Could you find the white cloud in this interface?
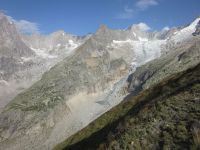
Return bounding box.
[116,0,159,19]
[136,0,158,10]
[162,26,170,31]
[124,6,134,13]
[116,6,135,19]
[15,20,39,34]
[7,16,39,34]
[137,22,151,31]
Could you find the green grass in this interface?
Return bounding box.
[9,95,63,112]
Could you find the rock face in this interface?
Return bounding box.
[0,29,129,150]
[0,13,34,80]
[0,14,34,58]
[0,13,88,110]
[0,13,36,108]
[0,14,200,150]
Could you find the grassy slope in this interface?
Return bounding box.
[54,63,200,150]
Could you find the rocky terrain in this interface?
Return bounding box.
[0,13,88,111]
[59,61,200,150]
[0,12,199,150]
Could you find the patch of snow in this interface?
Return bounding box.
[138,37,148,42]
[56,44,61,47]
[133,32,137,37]
[47,55,58,59]
[67,40,79,49]
[113,39,133,44]
[173,31,178,35]
[111,39,133,49]
[31,47,58,59]
[21,57,32,62]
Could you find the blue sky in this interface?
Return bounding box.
[1,0,199,35]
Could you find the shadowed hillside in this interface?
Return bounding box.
[54,63,200,150]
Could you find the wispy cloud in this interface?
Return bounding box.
[15,20,39,34]
[116,6,135,19]
[136,0,158,10]
[7,15,39,34]
[116,0,159,19]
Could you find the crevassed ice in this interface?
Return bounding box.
[111,39,166,68]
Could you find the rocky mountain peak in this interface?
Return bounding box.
[0,13,9,21]
[95,24,110,35]
[99,24,108,30]
[0,13,6,20]
[49,30,67,37]
[0,13,34,58]
[0,14,18,38]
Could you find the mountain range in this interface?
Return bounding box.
[0,13,199,150]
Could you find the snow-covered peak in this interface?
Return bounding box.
[182,17,200,33]
[190,17,200,28]
[192,18,200,36]
[169,18,200,42]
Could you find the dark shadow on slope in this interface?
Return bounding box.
[58,63,200,150]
